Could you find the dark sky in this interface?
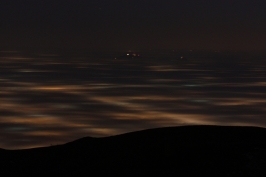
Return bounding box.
[1,0,266,52]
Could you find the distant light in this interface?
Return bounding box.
[127,54,129,56]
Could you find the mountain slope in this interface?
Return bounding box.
[1,125,266,176]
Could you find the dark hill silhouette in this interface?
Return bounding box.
[1,125,266,176]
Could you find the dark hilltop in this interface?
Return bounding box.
[1,125,266,176]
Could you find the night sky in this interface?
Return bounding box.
[1,0,266,150]
[1,0,266,52]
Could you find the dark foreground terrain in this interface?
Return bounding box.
[1,125,266,176]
